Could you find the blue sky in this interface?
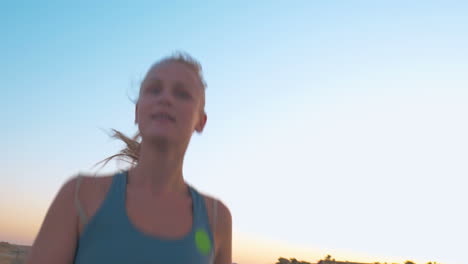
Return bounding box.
[2,1,468,263]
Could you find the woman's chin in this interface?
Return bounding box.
[140,128,189,147]
[143,131,182,146]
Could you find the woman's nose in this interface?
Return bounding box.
[156,89,172,107]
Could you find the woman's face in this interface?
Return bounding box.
[135,61,206,146]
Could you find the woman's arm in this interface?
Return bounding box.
[214,201,232,264]
[26,177,79,264]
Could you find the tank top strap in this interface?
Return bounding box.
[187,185,215,262]
[116,170,128,196]
[102,170,128,216]
[188,185,212,231]
[187,185,202,226]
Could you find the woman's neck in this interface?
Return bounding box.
[128,139,188,196]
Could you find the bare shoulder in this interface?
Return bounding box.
[73,172,114,203]
[44,173,103,206]
[73,172,116,232]
[26,175,85,263]
[26,172,119,264]
[200,193,232,238]
[200,192,232,264]
[75,172,114,193]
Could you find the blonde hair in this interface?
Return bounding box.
[96,52,206,168]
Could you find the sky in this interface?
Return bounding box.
[1,1,468,263]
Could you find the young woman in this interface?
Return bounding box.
[26,53,232,264]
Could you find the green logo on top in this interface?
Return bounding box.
[195,228,212,256]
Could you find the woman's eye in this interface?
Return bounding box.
[150,86,161,94]
[176,90,191,99]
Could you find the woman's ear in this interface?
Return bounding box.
[195,112,207,133]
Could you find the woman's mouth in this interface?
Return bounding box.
[151,112,176,122]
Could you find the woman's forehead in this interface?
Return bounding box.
[144,61,202,88]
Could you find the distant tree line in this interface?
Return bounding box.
[275,257,313,264]
[274,254,441,264]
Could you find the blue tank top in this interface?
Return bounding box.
[74,170,215,264]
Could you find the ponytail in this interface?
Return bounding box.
[95,129,141,169]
